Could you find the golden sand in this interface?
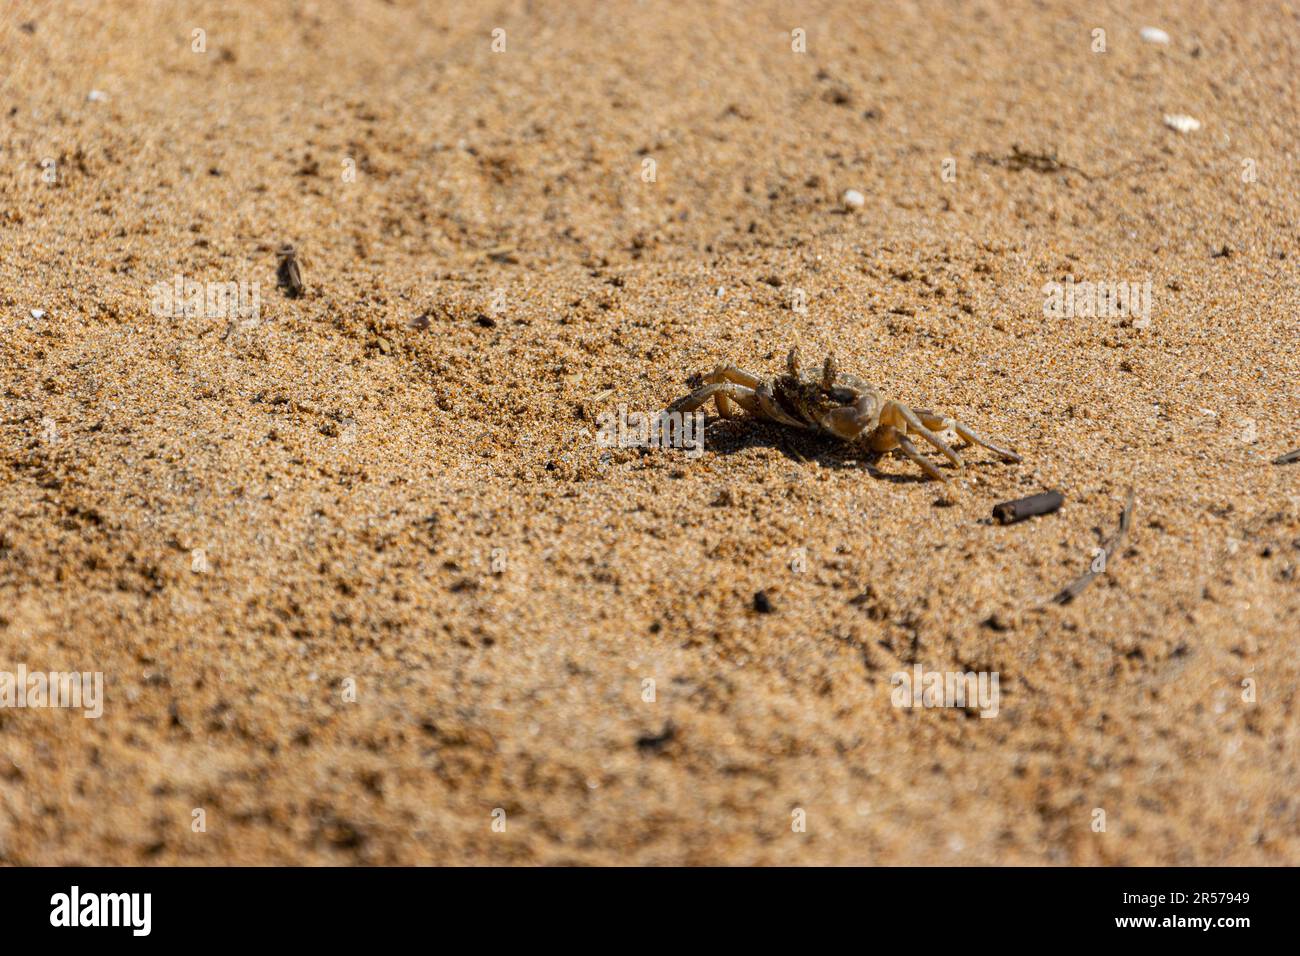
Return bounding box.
[0,1,1296,864]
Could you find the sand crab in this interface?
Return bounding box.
[665,349,1021,481]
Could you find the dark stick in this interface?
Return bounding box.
[276,243,304,298]
[993,490,1064,525]
[1273,448,1300,465]
[1053,488,1135,605]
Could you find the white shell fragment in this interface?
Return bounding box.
[1140,27,1170,45]
[1163,114,1201,133]
[30,309,46,319]
[86,90,108,103]
[842,189,865,210]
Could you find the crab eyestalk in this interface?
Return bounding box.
[821,354,837,390]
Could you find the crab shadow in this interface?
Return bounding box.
[699,418,928,484]
[700,418,1011,485]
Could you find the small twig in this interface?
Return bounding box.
[276,243,304,297]
[993,490,1064,525]
[1272,448,1300,465]
[1052,488,1135,605]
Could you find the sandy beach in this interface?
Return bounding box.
[1,0,1297,864]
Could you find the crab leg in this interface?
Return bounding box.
[666,382,762,418]
[950,421,1020,462]
[704,364,763,388]
[914,409,1021,462]
[703,364,764,417]
[887,401,964,469]
[895,433,948,482]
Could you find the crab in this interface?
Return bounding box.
[665,349,1021,481]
